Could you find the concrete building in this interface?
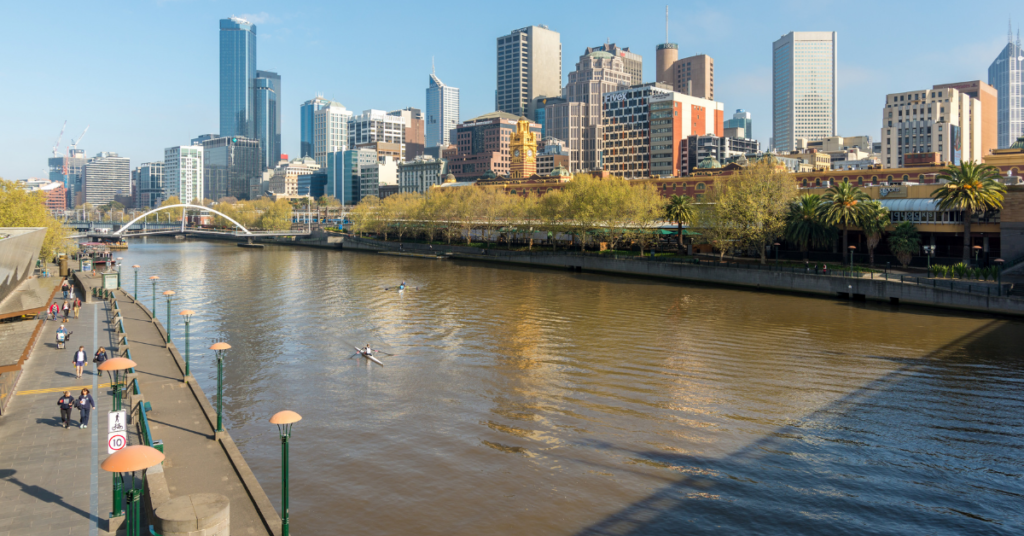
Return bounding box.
[880,87,983,167]
[772,31,838,153]
[683,136,760,175]
[668,54,714,100]
[601,83,724,179]
[360,155,398,199]
[356,142,402,162]
[193,135,261,200]
[496,25,562,120]
[533,97,565,139]
[586,43,642,86]
[254,70,281,169]
[219,17,257,139]
[327,148,376,204]
[388,107,424,160]
[399,155,448,193]
[313,101,352,169]
[21,180,67,211]
[547,49,631,173]
[269,157,319,197]
[48,148,86,208]
[82,152,131,206]
[426,73,459,148]
[446,112,541,180]
[724,110,752,139]
[933,80,998,157]
[537,138,569,176]
[348,110,405,160]
[134,162,165,208]
[300,96,333,158]
[655,43,677,87]
[163,146,203,205]
[988,29,1023,148]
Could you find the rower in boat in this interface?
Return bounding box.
[398,281,406,291]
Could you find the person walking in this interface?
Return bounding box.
[57,391,75,429]
[62,300,70,323]
[76,388,96,429]
[73,346,87,379]
[93,346,108,364]
[61,279,70,300]
[73,297,81,319]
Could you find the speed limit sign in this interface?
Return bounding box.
[107,431,127,454]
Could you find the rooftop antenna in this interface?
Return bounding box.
[665,5,669,44]
[432,56,435,75]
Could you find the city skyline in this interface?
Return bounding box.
[0,0,1019,180]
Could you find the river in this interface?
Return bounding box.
[117,238,1024,535]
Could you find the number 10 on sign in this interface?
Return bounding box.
[108,432,127,454]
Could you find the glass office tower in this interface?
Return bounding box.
[772,31,837,153]
[256,70,281,168]
[219,17,257,138]
[426,74,459,148]
[301,96,332,158]
[988,30,1023,148]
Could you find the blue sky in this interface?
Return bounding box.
[0,0,1018,180]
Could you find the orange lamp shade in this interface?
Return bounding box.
[132,265,140,268]
[270,410,302,425]
[163,290,175,296]
[179,309,195,316]
[101,445,165,473]
[209,342,231,351]
[149,276,159,280]
[98,357,137,371]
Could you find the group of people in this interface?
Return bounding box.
[57,388,96,429]
[71,345,108,379]
[51,279,81,322]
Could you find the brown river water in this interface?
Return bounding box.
[119,238,1024,535]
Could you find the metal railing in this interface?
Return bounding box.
[110,297,156,448]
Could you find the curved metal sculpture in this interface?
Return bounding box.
[114,204,253,235]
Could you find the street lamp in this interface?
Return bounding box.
[117,257,123,288]
[179,310,194,378]
[148,276,159,319]
[210,342,231,434]
[163,291,175,344]
[973,244,982,266]
[270,410,302,536]
[98,356,137,518]
[773,242,781,266]
[101,445,165,536]
[995,258,1005,292]
[132,265,140,300]
[922,245,935,275]
[848,245,856,270]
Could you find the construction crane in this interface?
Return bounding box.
[52,120,67,157]
[69,125,89,151]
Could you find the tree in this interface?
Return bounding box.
[859,201,890,266]
[348,196,381,237]
[560,174,623,251]
[623,181,667,256]
[664,194,695,252]
[714,161,797,264]
[821,182,870,264]
[784,194,834,260]
[102,200,125,212]
[932,162,1006,263]
[887,221,921,268]
[694,184,742,262]
[159,196,184,222]
[0,179,76,260]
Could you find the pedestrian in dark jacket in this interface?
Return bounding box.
[57,391,75,428]
[94,347,109,364]
[73,346,87,379]
[76,389,96,429]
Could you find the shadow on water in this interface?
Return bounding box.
[574,321,1024,536]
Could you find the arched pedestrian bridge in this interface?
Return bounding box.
[83,204,312,242]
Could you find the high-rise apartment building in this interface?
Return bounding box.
[327,148,376,204]
[547,49,631,172]
[932,81,997,156]
[300,96,332,158]
[426,73,460,148]
[81,152,131,206]
[194,135,261,200]
[724,109,752,138]
[389,107,424,160]
[134,162,165,208]
[164,146,204,205]
[772,31,838,153]
[586,43,642,86]
[495,25,562,120]
[348,110,405,160]
[313,102,352,168]
[880,87,983,167]
[988,29,1023,148]
[255,70,281,169]
[669,54,714,100]
[219,17,257,139]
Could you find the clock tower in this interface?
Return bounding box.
[509,116,538,179]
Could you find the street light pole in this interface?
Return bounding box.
[116,257,123,288]
[179,310,194,378]
[101,446,164,536]
[98,357,138,520]
[270,411,302,536]
[148,276,159,319]
[210,342,231,433]
[132,265,140,300]
[163,291,175,344]
[773,242,780,266]
[848,245,856,271]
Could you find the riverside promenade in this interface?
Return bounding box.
[0,272,280,535]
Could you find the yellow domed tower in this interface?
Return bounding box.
[509,116,537,179]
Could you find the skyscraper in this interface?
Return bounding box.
[255,70,281,169]
[586,43,642,86]
[300,96,332,158]
[988,26,1023,148]
[772,31,837,153]
[724,109,752,138]
[195,136,261,200]
[164,146,204,205]
[313,102,352,169]
[219,17,257,138]
[134,162,165,208]
[495,25,562,120]
[426,73,459,148]
[81,152,131,206]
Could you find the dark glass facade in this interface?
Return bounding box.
[256,70,281,168]
[200,136,261,200]
[219,18,257,138]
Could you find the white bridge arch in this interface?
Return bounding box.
[114,204,253,236]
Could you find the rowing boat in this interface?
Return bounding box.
[353,346,384,366]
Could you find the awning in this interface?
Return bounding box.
[877,198,943,211]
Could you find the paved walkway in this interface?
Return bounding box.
[0,291,115,536]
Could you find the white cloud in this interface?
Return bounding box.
[238,12,276,25]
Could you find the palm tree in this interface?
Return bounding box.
[784,194,833,260]
[821,182,870,265]
[664,194,695,252]
[859,200,890,266]
[932,162,1006,264]
[888,221,921,268]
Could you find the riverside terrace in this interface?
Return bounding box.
[0,270,282,535]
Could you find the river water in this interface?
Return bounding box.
[118,238,1024,535]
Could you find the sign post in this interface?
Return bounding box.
[107,410,128,455]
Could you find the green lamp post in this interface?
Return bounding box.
[132,265,140,300]
[270,410,302,536]
[116,257,123,288]
[101,445,164,536]
[162,290,175,344]
[179,310,194,378]
[210,342,230,433]
[148,276,159,319]
[98,357,137,519]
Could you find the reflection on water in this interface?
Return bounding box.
[120,238,1024,535]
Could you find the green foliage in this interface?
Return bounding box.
[933,162,1006,263]
[887,221,921,268]
[821,182,871,263]
[859,200,890,265]
[784,194,834,258]
[665,194,695,249]
[952,262,969,278]
[0,178,76,259]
